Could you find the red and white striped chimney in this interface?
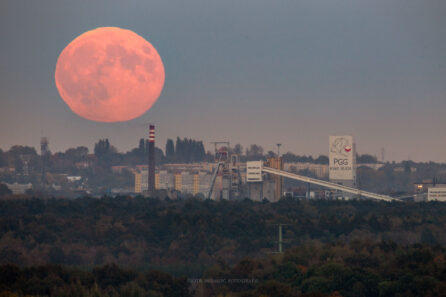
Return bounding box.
[149,125,155,143]
[148,125,155,196]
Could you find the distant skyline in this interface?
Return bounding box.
[1,1,445,162]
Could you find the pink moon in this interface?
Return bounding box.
[55,27,165,122]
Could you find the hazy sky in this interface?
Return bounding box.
[1,0,445,162]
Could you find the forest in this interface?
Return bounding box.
[1,197,445,268]
[0,198,445,296]
[0,241,445,296]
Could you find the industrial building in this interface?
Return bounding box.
[4,182,32,195]
[204,143,244,200]
[266,157,283,202]
[246,159,282,202]
[246,136,372,201]
[428,187,446,201]
[247,160,395,202]
[133,142,246,200]
[284,163,328,178]
[132,132,403,202]
[198,171,212,194]
[414,181,446,193]
[414,180,446,202]
[134,169,213,196]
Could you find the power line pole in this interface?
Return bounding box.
[278,224,283,253]
[271,223,289,253]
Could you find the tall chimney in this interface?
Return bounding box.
[148,125,155,196]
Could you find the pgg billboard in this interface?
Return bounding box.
[329,136,356,181]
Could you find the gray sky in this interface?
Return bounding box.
[1,0,445,162]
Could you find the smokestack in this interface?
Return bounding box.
[148,125,155,196]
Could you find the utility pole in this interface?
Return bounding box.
[271,223,289,253]
[278,224,283,253]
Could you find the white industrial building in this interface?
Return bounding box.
[4,182,32,195]
[428,187,446,201]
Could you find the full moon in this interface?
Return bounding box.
[55,27,165,122]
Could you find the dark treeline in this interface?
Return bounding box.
[2,140,445,173]
[0,263,188,297]
[282,153,329,164]
[165,137,206,163]
[0,140,402,176]
[0,198,445,270]
[1,241,445,297]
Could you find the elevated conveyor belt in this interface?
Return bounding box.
[262,166,398,202]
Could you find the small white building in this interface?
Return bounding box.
[67,176,82,182]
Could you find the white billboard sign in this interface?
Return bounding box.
[246,161,263,182]
[329,136,356,181]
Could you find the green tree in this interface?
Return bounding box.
[246,144,263,161]
[233,144,243,155]
[138,138,146,161]
[165,139,175,162]
[93,264,136,289]
[357,154,378,164]
[94,139,117,168]
[64,146,89,162]
[48,247,65,264]
[314,155,329,164]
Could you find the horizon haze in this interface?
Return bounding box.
[1,0,445,162]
